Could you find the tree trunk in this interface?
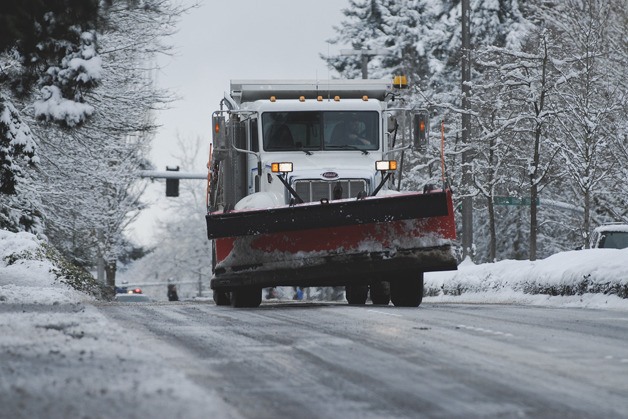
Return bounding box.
[530,183,538,261]
[583,189,591,248]
[488,197,496,262]
[105,260,117,288]
[530,124,542,262]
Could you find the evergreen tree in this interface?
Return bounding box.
[1,0,100,232]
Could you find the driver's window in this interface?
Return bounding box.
[250,119,259,152]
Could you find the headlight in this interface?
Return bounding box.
[375,160,397,172]
[271,162,293,173]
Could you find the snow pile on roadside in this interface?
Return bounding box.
[0,230,240,418]
[425,248,628,308]
[0,230,92,304]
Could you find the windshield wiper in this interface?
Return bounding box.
[326,144,370,155]
[326,144,360,150]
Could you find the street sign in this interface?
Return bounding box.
[494,196,539,206]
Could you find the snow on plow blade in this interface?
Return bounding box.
[206,191,450,240]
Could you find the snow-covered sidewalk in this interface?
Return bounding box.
[0,230,238,419]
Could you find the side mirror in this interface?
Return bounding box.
[412,112,429,151]
[212,115,227,149]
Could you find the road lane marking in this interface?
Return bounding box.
[456,324,514,337]
[366,310,402,317]
[596,317,628,322]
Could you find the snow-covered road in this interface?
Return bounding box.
[5,300,626,419]
[2,231,627,418]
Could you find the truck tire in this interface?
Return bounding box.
[230,288,262,308]
[345,284,368,305]
[370,281,391,305]
[213,290,231,306]
[390,273,424,307]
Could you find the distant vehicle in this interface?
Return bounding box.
[590,224,628,249]
[114,293,150,303]
[115,280,130,294]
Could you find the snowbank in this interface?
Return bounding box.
[425,248,628,309]
[0,230,93,304]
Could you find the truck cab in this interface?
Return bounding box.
[210,80,404,213]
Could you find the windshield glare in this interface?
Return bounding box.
[262,111,379,151]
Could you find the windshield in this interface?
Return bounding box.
[598,231,628,249]
[262,111,379,151]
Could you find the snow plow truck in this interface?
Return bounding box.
[207,78,457,308]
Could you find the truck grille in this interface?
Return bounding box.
[294,179,367,202]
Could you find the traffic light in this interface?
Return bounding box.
[165,166,180,197]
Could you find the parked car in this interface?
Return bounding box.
[590,224,628,249]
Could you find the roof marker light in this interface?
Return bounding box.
[393,75,408,88]
[362,95,369,101]
[299,96,305,102]
[334,96,340,102]
[270,96,276,102]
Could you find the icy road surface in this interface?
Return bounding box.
[3,300,628,418]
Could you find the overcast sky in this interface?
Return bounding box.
[128,0,348,245]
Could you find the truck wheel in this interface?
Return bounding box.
[345,285,368,305]
[390,273,424,307]
[370,281,391,305]
[231,288,262,308]
[213,290,231,306]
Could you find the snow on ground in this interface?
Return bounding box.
[0,230,627,417]
[0,230,239,419]
[424,249,628,310]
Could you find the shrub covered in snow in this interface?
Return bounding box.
[425,250,628,299]
[0,230,110,303]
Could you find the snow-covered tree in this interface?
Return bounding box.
[34,0,183,286]
[0,0,101,232]
[542,0,628,246]
[0,98,42,233]
[121,136,212,292]
[324,0,389,79]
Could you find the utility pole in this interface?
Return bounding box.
[340,49,389,79]
[461,0,474,259]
